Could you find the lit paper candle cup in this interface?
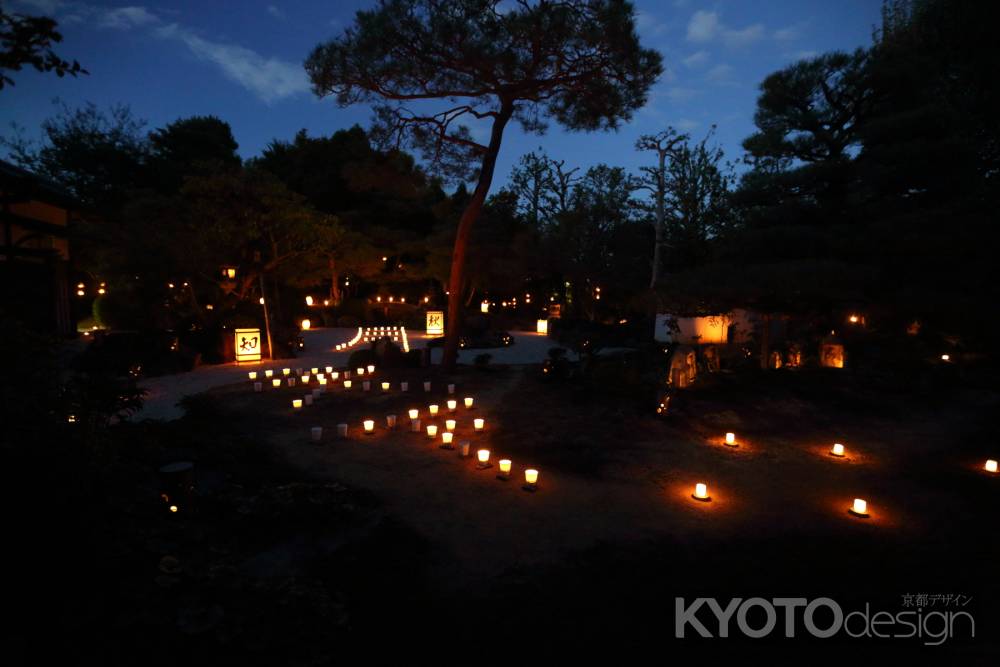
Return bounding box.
[408,409,419,421]
[423,381,431,392]
[441,431,454,448]
[692,482,710,502]
[319,378,327,387]
[337,423,349,438]
[253,382,262,392]
[426,424,438,438]
[986,459,998,473]
[725,432,737,447]
[367,364,375,374]
[316,373,325,382]
[292,399,303,411]
[282,368,290,376]
[302,374,311,384]
[248,371,258,381]
[429,404,439,416]
[831,443,845,457]
[460,441,471,457]
[304,395,313,406]
[311,367,319,375]
[265,370,274,378]
[363,381,371,392]
[474,418,485,432]
[498,459,512,480]
[411,418,422,433]
[448,383,455,395]
[295,368,303,376]
[400,381,409,392]
[386,414,397,429]
[464,397,474,409]
[849,498,870,518]
[272,379,281,388]
[357,367,365,376]
[447,399,457,412]
[331,371,339,380]
[523,468,539,491]
[325,366,333,374]
[381,381,390,392]
[363,419,375,434]
[343,380,353,389]
[445,419,456,431]
[288,378,296,387]
[311,426,322,442]
[477,449,491,469]
[343,371,351,380]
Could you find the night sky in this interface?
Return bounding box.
[2,0,882,187]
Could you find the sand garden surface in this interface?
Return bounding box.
[199,358,999,659]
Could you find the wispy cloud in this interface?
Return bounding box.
[21,1,311,103]
[675,118,700,131]
[97,6,159,30]
[686,9,765,48]
[664,86,699,103]
[157,23,309,103]
[706,63,734,82]
[682,50,709,68]
[634,9,671,37]
[266,5,285,20]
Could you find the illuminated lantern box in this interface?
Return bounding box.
[426,310,445,336]
[235,328,262,363]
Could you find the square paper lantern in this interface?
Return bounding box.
[536,319,548,335]
[235,328,262,363]
[426,310,445,336]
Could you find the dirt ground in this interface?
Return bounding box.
[196,362,999,660]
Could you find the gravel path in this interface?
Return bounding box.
[135,327,560,421]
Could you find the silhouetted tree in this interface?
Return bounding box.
[1,7,85,89]
[306,0,662,367]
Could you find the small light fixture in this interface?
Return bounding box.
[305,296,314,306]
[426,424,438,438]
[445,419,456,431]
[692,483,711,502]
[429,404,439,416]
[523,468,539,491]
[343,380,353,389]
[381,381,390,392]
[477,449,492,469]
[498,459,512,480]
[282,368,291,376]
[408,409,419,421]
[536,319,548,334]
[941,354,951,362]
[464,397,474,409]
[292,399,303,410]
[367,364,375,373]
[724,432,737,447]
[302,374,311,384]
[363,419,375,434]
[474,418,485,432]
[265,370,274,378]
[447,399,457,412]
[985,459,998,474]
[441,431,454,448]
[831,443,845,457]
[248,371,257,380]
[849,498,870,518]
[357,367,365,376]
[272,379,281,388]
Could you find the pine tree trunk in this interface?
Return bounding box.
[442,106,512,369]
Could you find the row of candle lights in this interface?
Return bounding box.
[290,380,540,489]
[703,432,998,518]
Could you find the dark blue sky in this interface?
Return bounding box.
[2,0,882,188]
